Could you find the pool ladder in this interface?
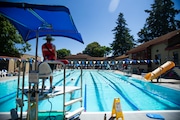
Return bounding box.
[15,60,84,120]
[64,68,84,119]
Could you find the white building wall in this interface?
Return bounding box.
[151,43,180,70]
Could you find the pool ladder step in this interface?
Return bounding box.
[65,97,82,106]
[65,107,84,119]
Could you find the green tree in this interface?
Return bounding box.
[138,0,180,43]
[56,48,71,59]
[83,42,101,57]
[101,46,112,57]
[0,15,31,57]
[83,42,110,57]
[111,13,134,56]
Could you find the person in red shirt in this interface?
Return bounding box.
[42,34,57,92]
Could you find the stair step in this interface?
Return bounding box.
[65,98,82,106]
[65,107,84,119]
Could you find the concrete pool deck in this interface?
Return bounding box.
[80,111,180,120]
[0,70,180,120]
[0,110,180,120]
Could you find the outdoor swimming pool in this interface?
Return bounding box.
[0,69,180,112]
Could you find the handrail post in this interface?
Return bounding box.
[63,64,66,119]
[20,61,26,119]
[35,30,39,71]
[16,60,21,111]
[80,64,83,107]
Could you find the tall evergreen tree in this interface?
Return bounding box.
[111,13,134,56]
[138,0,180,43]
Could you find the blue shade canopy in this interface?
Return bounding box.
[0,1,84,44]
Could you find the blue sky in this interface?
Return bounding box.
[4,0,180,57]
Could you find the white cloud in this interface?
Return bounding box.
[108,0,120,13]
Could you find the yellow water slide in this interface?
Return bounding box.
[144,61,175,80]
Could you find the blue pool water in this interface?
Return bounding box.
[0,69,180,112]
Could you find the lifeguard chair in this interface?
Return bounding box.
[38,62,53,94]
[24,60,83,120]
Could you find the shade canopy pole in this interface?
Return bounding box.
[35,29,39,70]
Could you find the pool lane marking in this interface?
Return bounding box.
[65,70,86,111]
[108,72,180,107]
[0,71,72,100]
[71,71,86,98]
[83,71,88,112]
[89,72,105,111]
[126,78,180,107]
[84,83,87,111]
[53,70,74,86]
[74,74,81,86]
[0,91,17,100]
[0,72,66,101]
[98,72,140,111]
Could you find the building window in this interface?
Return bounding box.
[173,52,179,64]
